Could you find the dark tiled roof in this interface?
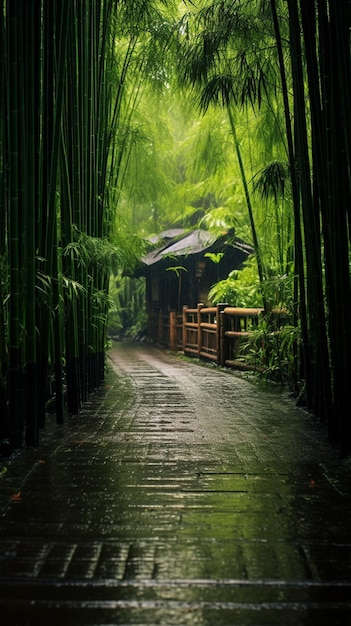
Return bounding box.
[143,229,217,266]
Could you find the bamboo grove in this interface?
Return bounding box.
[0,0,164,450]
[175,0,351,456]
[1,1,351,457]
[287,0,351,455]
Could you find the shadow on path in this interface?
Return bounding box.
[0,341,350,625]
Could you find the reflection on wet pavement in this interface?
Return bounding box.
[0,342,350,625]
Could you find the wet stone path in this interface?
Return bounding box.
[0,342,351,625]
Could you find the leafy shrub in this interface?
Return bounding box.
[236,320,301,387]
[208,257,261,307]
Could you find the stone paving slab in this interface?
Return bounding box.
[0,342,351,625]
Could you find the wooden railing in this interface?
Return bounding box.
[151,303,265,369]
[182,303,225,363]
[219,306,263,368]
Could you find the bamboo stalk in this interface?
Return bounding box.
[23,0,39,445]
[269,0,310,401]
[7,0,23,448]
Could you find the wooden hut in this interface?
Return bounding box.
[134,227,253,316]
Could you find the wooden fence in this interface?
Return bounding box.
[148,303,265,369]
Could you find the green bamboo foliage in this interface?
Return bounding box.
[267,0,351,452]
[37,1,72,427]
[300,0,351,452]
[2,0,349,456]
[268,0,309,394]
[226,106,267,310]
[176,0,351,453]
[60,0,120,409]
[58,0,171,409]
[1,0,164,451]
[286,0,332,425]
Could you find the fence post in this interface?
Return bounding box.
[220,309,230,367]
[197,303,204,358]
[216,303,228,365]
[169,311,177,351]
[182,305,188,353]
[158,309,163,345]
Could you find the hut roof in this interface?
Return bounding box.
[141,228,252,269]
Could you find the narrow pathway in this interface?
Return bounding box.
[0,342,350,625]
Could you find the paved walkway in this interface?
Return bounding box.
[0,342,351,625]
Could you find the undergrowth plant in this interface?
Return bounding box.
[236,320,301,389]
[208,257,261,307]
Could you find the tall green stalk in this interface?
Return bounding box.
[0,3,9,441]
[269,0,310,399]
[226,105,267,311]
[7,0,22,448]
[314,0,351,453]
[293,0,332,428]
[37,0,72,425]
[23,0,39,445]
